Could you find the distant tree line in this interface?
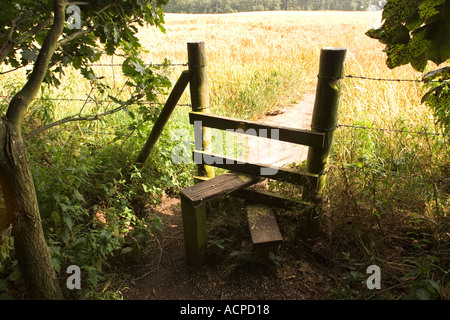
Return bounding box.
[164,0,387,13]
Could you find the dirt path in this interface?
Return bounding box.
[120,92,331,301]
[246,92,315,167]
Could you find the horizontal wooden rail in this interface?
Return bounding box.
[193,150,319,187]
[189,112,325,148]
[232,187,314,211]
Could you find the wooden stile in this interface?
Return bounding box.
[246,203,283,257]
[180,173,260,266]
[301,47,347,238]
[178,43,346,265]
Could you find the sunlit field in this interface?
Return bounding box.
[136,11,427,123]
[1,11,429,122]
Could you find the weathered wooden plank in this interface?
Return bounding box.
[301,48,346,238]
[246,204,283,253]
[232,186,314,211]
[180,173,260,206]
[190,112,325,148]
[193,151,319,187]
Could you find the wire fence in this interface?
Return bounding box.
[1,64,449,139]
[0,60,193,138]
[333,73,449,206]
[337,73,450,137]
[2,63,448,203]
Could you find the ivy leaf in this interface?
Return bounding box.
[418,0,446,20]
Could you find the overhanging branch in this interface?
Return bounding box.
[24,104,126,139]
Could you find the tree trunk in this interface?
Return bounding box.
[0,119,63,299]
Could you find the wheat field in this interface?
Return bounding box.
[135,11,428,124]
[0,11,432,128]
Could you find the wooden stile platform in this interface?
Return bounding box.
[181,173,260,206]
[180,173,260,266]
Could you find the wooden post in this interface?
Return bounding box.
[187,42,215,179]
[181,196,207,266]
[134,70,192,167]
[301,47,346,237]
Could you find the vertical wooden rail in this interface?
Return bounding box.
[187,41,215,179]
[301,47,347,237]
[182,42,213,266]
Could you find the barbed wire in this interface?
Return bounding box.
[89,62,188,67]
[0,61,188,74]
[342,74,425,83]
[0,95,192,108]
[342,74,448,83]
[336,123,450,137]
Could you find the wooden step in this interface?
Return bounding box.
[181,173,260,206]
[246,203,283,256]
[180,173,260,266]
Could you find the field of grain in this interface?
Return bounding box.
[136,11,428,122]
[0,11,431,128]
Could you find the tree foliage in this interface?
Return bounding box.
[0,0,171,299]
[1,0,168,96]
[366,0,450,133]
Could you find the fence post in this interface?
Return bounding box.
[301,47,347,237]
[187,41,215,179]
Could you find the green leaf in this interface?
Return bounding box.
[8,269,21,282]
[51,210,62,227]
[418,0,445,20]
[73,189,85,202]
[72,56,82,69]
[52,257,61,273]
[423,66,450,81]
[416,288,431,300]
[61,228,70,244]
[63,215,73,231]
[422,86,440,104]
[121,246,134,255]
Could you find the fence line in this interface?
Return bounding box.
[342,74,447,83]
[0,95,192,107]
[0,60,188,75]
[342,74,425,83]
[89,62,188,67]
[336,124,450,137]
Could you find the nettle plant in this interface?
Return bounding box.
[366,0,450,135]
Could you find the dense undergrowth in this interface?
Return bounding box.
[0,77,195,299]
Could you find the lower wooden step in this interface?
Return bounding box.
[246,203,283,256]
